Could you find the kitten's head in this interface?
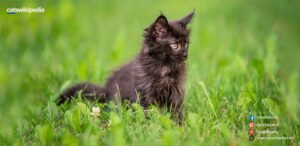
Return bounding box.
[143,11,194,63]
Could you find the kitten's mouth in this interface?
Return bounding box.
[175,56,187,63]
[181,54,188,60]
[183,55,188,59]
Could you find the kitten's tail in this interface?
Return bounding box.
[56,83,107,105]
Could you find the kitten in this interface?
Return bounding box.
[57,11,194,124]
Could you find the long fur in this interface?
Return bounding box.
[57,11,194,123]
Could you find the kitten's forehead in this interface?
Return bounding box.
[168,21,189,37]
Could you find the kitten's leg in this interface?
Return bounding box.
[176,108,184,125]
[169,97,184,125]
[141,97,157,119]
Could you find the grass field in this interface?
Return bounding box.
[0,0,299,145]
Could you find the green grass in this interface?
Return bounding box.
[0,0,299,145]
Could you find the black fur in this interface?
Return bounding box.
[57,11,194,124]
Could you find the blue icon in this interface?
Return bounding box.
[250,115,254,121]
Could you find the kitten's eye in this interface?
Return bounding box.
[170,43,178,50]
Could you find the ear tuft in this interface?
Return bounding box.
[179,10,195,27]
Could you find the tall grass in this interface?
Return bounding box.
[0,0,299,145]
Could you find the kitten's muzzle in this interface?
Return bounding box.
[183,52,187,58]
[181,50,187,58]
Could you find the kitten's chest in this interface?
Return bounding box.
[152,65,179,87]
[136,65,185,97]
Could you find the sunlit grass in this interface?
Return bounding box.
[0,0,299,145]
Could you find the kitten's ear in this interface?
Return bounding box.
[179,10,195,27]
[151,15,169,39]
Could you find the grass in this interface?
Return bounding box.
[0,0,299,145]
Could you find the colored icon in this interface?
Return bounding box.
[249,129,255,135]
[249,135,254,141]
[248,115,255,141]
[249,115,254,121]
[249,121,254,128]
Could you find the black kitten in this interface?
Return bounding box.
[57,11,194,124]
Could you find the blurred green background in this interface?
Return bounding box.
[0,0,299,145]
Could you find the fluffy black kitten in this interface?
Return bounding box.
[57,11,194,124]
